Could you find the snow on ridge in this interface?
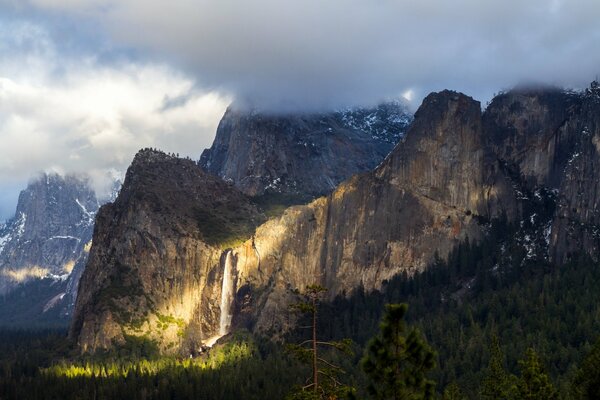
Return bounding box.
[48,273,70,282]
[75,198,96,225]
[47,235,81,242]
[0,231,10,256]
[43,292,66,313]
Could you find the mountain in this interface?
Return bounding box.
[0,173,117,326]
[71,150,264,351]
[71,84,600,355]
[199,101,412,200]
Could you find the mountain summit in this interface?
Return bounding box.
[199,101,412,200]
[0,173,118,326]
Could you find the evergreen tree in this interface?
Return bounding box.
[572,337,600,399]
[286,285,355,400]
[442,382,466,400]
[361,303,436,400]
[480,335,515,400]
[515,348,557,400]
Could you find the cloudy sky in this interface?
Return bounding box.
[0,0,599,219]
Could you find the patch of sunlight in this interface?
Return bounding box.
[83,240,92,253]
[45,341,256,379]
[2,266,50,282]
[63,260,76,274]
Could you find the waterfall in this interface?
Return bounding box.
[204,250,236,347]
[218,250,235,336]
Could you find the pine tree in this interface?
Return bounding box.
[442,382,466,400]
[286,285,355,400]
[573,337,600,399]
[361,303,436,400]
[515,348,557,400]
[480,335,515,400]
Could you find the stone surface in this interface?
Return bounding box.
[199,101,412,199]
[70,150,264,353]
[0,174,100,324]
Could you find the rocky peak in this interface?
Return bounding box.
[199,101,412,200]
[483,87,581,189]
[584,80,600,102]
[0,173,98,292]
[0,173,102,325]
[70,149,265,351]
[117,148,264,244]
[336,100,413,143]
[379,91,488,213]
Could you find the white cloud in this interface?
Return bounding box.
[18,0,600,111]
[0,19,229,219]
[1,0,599,216]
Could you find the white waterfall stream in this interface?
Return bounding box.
[204,250,235,347]
[218,250,235,335]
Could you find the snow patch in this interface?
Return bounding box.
[75,199,95,225]
[15,212,26,238]
[43,292,66,313]
[47,235,81,242]
[0,230,10,255]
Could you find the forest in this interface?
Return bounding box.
[0,215,599,399]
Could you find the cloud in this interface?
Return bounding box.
[1,0,599,217]
[0,18,229,219]
[15,0,600,111]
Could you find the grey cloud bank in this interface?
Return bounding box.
[23,0,600,111]
[1,0,599,218]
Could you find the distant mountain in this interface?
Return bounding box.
[199,101,412,201]
[0,173,120,327]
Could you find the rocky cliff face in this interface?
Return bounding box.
[71,150,264,352]
[550,84,600,262]
[72,92,497,352]
[71,84,600,354]
[0,174,100,324]
[199,101,412,199]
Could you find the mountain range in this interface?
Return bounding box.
[0,101,413,329]
[69,83,600,355]
[0,174,119,326]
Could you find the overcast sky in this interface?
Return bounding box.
[0,0,599,219]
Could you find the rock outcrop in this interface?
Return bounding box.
[550,84,600,262]
[71,84,600,354]
[0,174,100,324]
[199,101,412,199]
[70,150,264,352]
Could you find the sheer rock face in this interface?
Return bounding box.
[70,151,264,353]
[0,174,99,325]
[199,102,412,199]
[482,86,600,263]
[72,86,600,353]
[234,91,507,335]
[483,88,581,189]
[550,88,600,262]
[0,174,98,295]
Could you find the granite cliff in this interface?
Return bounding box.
[71,84,600,354]
[199,101,412,200]
[71,151,264,351]
[0,174,100,325]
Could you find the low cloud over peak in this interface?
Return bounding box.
[0,0,599,217]
[17,0,600,111]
